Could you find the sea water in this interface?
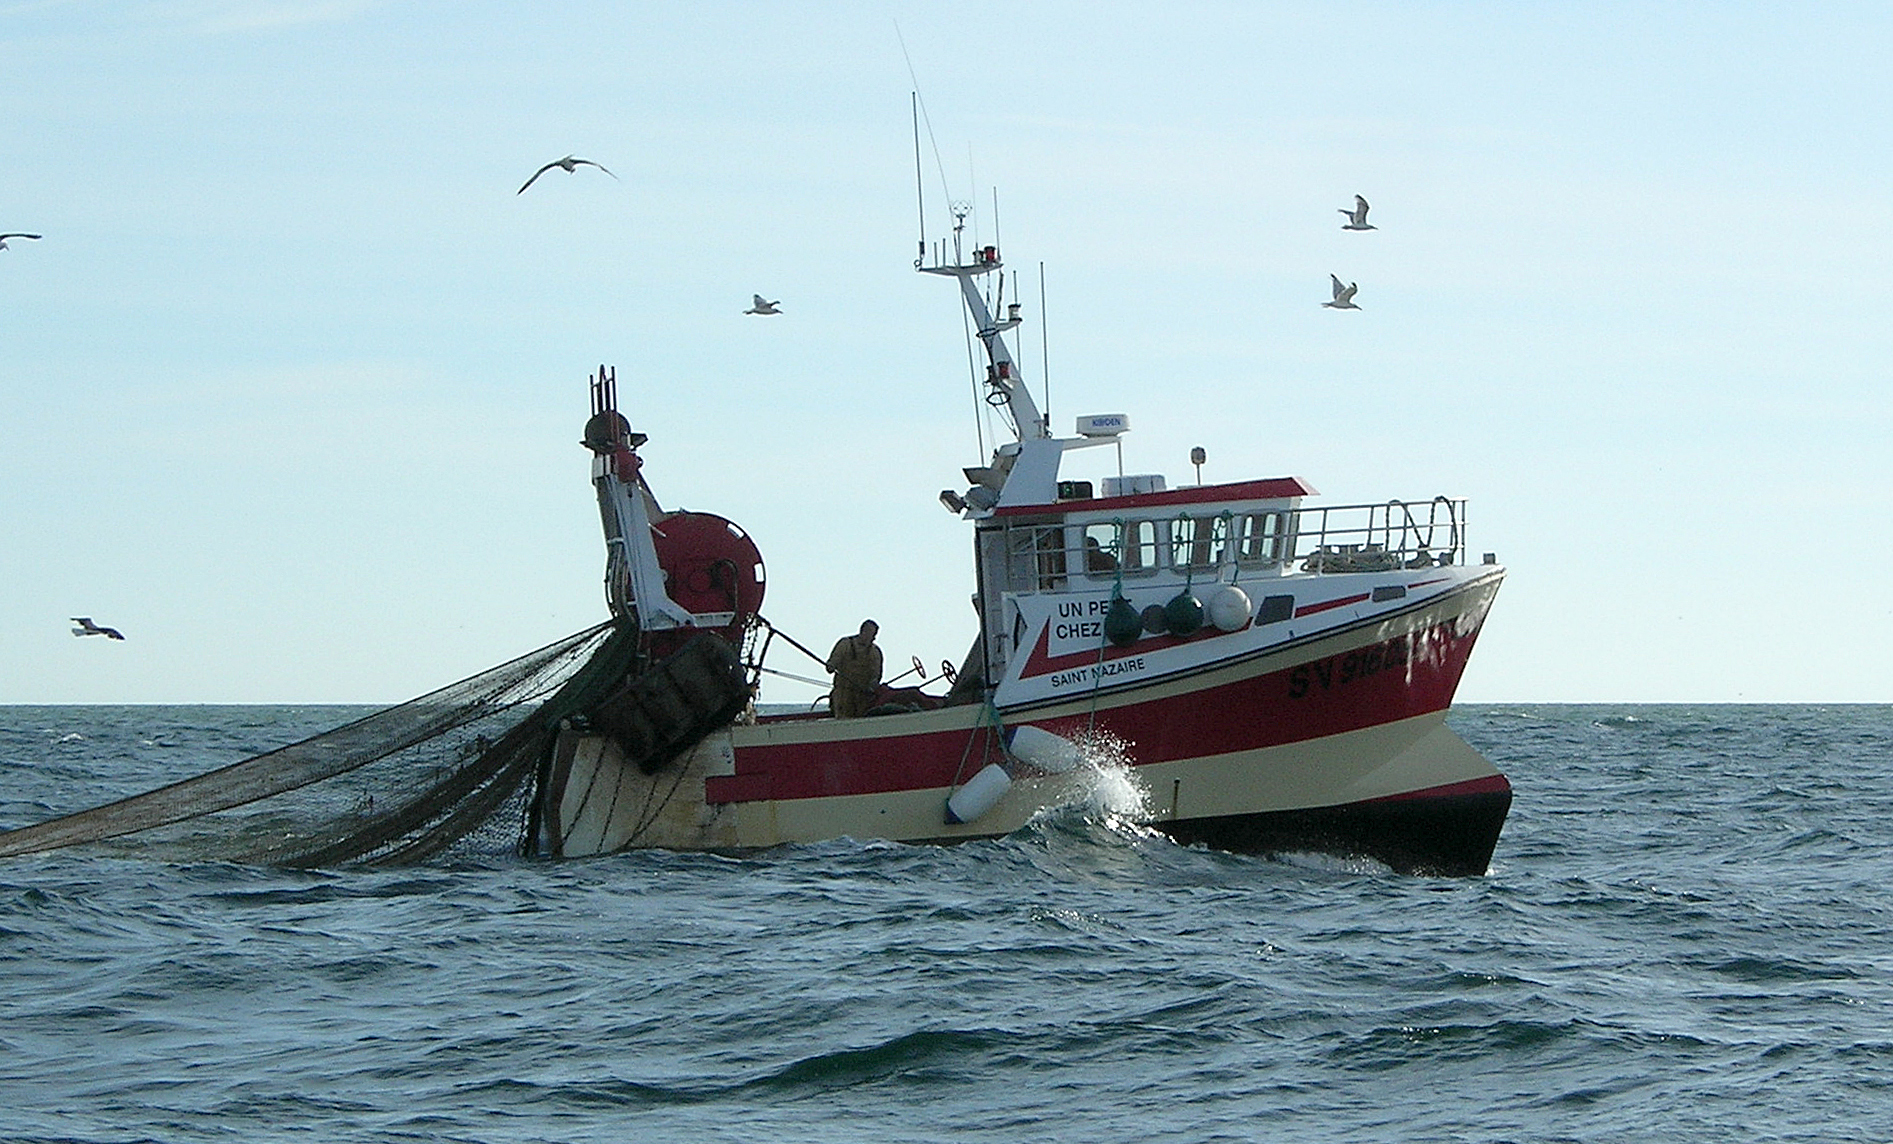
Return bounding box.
[2,704,1890,1143]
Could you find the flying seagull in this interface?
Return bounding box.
[1322,274,1361,310]
[517,156,618,195]
[0,233,43,251]
[70,617,126,640]
[1338,195,1376,231]
[744,295,782,315]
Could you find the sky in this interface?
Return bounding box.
[3,1,1890,705]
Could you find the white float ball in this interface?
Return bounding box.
[1207,584,1253,632]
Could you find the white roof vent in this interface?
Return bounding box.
[1075,413,1130,438]
[1102,474,1166,497]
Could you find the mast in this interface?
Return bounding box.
[919,207,1047,443]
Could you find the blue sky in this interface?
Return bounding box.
[3,2,1889,703]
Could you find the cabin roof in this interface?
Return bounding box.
[990,476,1318,518]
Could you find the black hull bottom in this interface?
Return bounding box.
[1155,789,1512,877]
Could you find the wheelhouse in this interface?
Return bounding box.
[968,466,1471,689]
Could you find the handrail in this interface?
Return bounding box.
[993,496,1471,590]
[1296,496,1465,574]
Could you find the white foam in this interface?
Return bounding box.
[1069,728,1151,821]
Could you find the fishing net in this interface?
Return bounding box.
[0,622,643,866]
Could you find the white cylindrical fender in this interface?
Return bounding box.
[1005,725,1082,773]
[1207,584,1254,632]
[945,762,1013,824]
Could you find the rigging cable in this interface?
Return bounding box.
[893,22,955,222]
[911,92,925,264]
[754,615,831,669]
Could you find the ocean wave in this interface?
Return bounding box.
[8,704,1893,1141]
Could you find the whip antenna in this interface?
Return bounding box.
[1040,261,1051,423]
[912,92,925,264]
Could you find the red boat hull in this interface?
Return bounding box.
[543,574,1508,875]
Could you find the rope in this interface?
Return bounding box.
[1109,517,1128,596]
[620,744,696,850]
[1173,512,1197,593]
[1215,510,1235,581]
[948,696,1003,794]
[1075,518,1139,733]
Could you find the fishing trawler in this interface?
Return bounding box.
[538,231,1509,876]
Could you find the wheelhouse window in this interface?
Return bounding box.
[1080,523,1118,575]
[1122,520,1159,572]
[1171,514,1228,571]
[1081,520,1159,577]
[1005,523,1068,591]
[1236,511,1291,566]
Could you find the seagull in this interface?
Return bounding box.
[70,617,126,640]
[516,156,618,195]
[744,295,782,315]
[0,233,43,251]
[1322,274,1361,310]
[1339,194,1376,230]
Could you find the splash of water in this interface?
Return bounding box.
[1067,728,1151,822]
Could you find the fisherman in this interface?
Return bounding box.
[824,619,884,718]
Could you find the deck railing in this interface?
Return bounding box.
[1000,496,1470,592]
[1291,496,1467,574]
